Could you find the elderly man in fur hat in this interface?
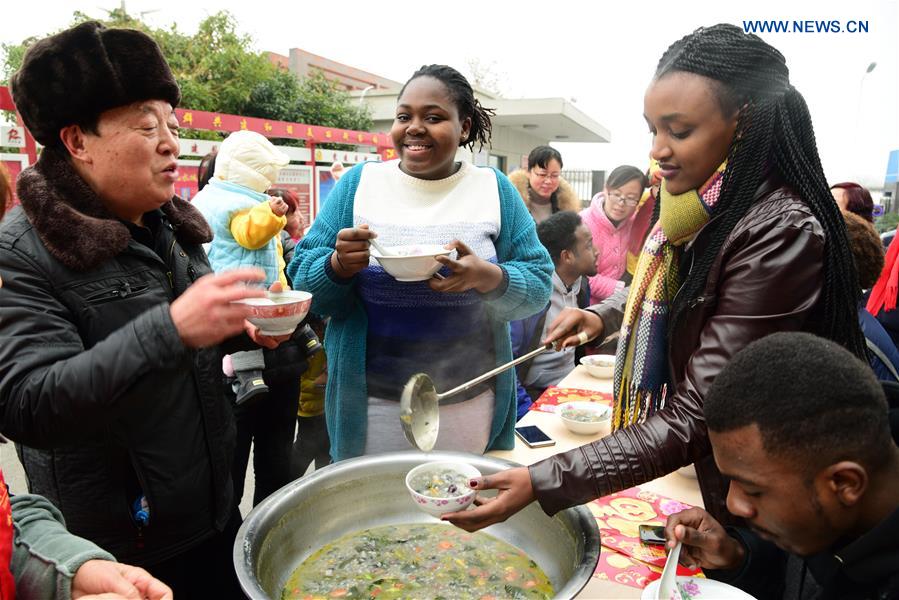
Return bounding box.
[0,21,283,597]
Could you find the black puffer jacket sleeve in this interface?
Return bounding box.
[0,248,188,447]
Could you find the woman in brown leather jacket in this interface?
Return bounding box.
[445,23,866,531]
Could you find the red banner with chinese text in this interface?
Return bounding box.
[174,109,393,151]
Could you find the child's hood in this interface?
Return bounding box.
[214,130,290,193]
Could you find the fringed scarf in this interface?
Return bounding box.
[612,163,726,430]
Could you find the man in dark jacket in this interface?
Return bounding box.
[666,332,899,600]
[511,211,595,418]
[0,21,285,597]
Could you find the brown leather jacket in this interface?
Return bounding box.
[529,180,826,524]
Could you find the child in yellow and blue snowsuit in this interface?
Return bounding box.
[193,130,291,404]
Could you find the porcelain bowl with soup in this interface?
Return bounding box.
[372,244,453,282]
[559,401,612,435]
[580,354,615,378]
[405,461,481,517]
[233,290,312,336]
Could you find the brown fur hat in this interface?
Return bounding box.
[10,21,180,146]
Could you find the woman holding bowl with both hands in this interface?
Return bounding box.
[288,65,552,462]
[444,23,864,531]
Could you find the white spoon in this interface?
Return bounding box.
[369,238,392,257]
[656,541,682,600]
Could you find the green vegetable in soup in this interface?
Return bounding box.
[281,523,553,600]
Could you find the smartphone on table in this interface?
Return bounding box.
[638,524,667,546]
[515,425,555,448]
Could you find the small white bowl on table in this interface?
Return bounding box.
[405,461,481,517]
[580,354,615,379]
[558,401,612,435]
[372,244,452,282]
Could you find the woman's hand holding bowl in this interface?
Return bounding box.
[441,466,536,532]
[429,239,504,294]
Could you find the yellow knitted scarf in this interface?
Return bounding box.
[612,163,726,429]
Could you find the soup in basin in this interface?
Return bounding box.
[281,523,553,599]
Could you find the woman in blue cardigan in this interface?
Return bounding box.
[288,65,553,461]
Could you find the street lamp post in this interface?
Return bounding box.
[358,85,375,107]
[855,61,877,180]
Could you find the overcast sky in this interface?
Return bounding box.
[2,0,897,187]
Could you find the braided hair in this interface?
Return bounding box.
[655,24,865,358]
[400,65,496,152]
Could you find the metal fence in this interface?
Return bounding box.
[561,170,604,208]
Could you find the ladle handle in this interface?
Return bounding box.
[437,343,553,401]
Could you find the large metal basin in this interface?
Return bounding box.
[234,451,600,599]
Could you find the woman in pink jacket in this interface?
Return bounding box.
[580,165,650,303]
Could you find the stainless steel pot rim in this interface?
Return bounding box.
[234,450,600,600]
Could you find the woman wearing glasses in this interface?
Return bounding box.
[580,165,649,303]
[509,145,580,223]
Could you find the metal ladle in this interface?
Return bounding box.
[400,332,590,451]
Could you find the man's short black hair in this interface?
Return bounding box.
[527,146,563,171]
[705,332,892,471]
[537,210,582,265]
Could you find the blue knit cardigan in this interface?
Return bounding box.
[287,162,553,461]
